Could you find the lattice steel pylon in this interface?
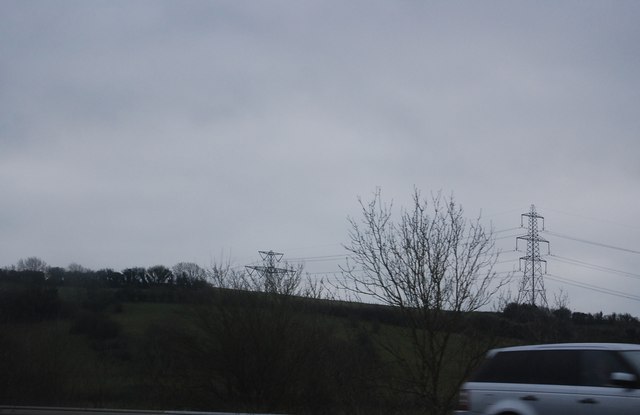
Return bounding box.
[516,205,550,307]
[245,250,293,293]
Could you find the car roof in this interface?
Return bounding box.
[488,343,640,356]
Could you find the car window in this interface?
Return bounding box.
[581,350,630,387]
[471,350,580,385]
[620,351,640,375]
[529,350,580,385]
[471,351,533,383]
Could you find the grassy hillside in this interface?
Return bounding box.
[1,273,640,414]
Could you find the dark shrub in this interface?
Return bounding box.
[70,310,121,340]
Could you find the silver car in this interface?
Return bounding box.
[455,343,640,415]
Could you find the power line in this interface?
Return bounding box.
[305,271,345,277]
[495,227,522,234]
[496,258,519,265]
[484,207,529,218]
[286,253,352,263]
[543,230,640,255]
[496,234,521,241]
[539,206,640,230]
[548,254,640,281]
[546,273,640,303]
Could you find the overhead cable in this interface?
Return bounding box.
[548,254,640,280]
[542,230,640,255]
[546,273,640,302]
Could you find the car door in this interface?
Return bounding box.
[469,349,590,415]
[520,350,583,415]
[575,350,640,415]
[573,384,640,414]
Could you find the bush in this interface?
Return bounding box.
[0,287,61,322]
[70,311,121,340]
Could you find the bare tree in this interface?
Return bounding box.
[146,265,173,285]
[67,262,90,273]
[342,189,508,415]
[207,260,249,291]
[122,267,146,285]
[16,257,48,273]
[196,258,325,413]
[207,256,305,297]
[246,264,303,296]
[172,262,207,286]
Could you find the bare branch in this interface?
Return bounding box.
[341,188,510,415]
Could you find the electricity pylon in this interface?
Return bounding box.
[246,250,294,293]
[516,205,550,307]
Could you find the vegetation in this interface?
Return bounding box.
[1,262,639,414]
[342,189,507,415]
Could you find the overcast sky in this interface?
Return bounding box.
[2,1,639,315]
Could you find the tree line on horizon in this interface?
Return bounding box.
[4,256,210,288]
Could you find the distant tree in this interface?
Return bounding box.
[16,257,48,273]
[67,263,91,273]
[46,267,66,285]
[96,268,125,287]
[342,189,507,415]
[207,256,303,296]
[172,262,206,286]
[502,302,566,342]
[146,265,173,285]
[572,311,594,325]
[15,270,46,285]
[618,313,638,324]
[122,267,146,286]
[193,260,345,413]
[503,302,546,323]
[553,306,572,321]
[247,263,303,296]
[207,260,248,290]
